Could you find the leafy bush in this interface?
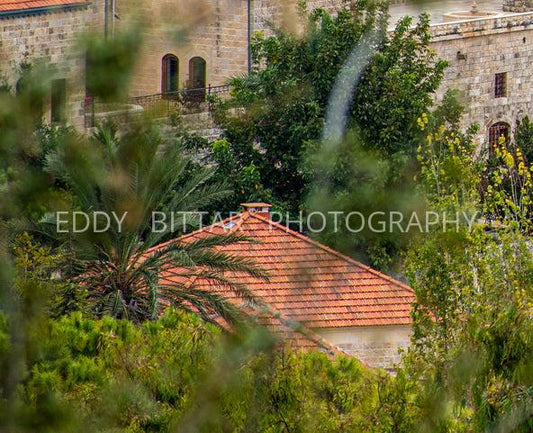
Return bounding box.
[0,308,411,433]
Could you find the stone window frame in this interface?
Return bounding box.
[494,72,507,98]
[188,56,207,89]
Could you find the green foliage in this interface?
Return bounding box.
[483,117,533,233]
[1,310,217,432]
[0,71,10,93]
[232,350,377,432]
[205,6,445,219]
[305,130,423,270]
[352,14,447,156]
[13,61,48,127]
[416,90,482,211]
[0,62,72,222]
[12,232,86,318]
[405,228,476,364]
[199,5,448,270]
[35,124,75,168]
[404,228,533,433]
[0,309,408,433]
[205,138,273,209]
[515,115,533,162]
[41,122,265,325]
[402,102,533,433]
[36,125,262,322]
[85,29,142,102]
[2,7,533,433]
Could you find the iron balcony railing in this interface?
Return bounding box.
[85,84,230,128]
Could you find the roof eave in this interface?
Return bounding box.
[0,2,88,19]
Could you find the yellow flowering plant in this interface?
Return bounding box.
[484,134,533,233]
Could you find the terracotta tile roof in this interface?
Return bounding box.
[158,209,416,331]
[0,0,85,12]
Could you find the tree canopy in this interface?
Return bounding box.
[203,7,446,217]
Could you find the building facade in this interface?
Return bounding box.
[121,0,533,148]
[0,0,104,129]
[430,12,533,148]
[3,0,532,142]
[120,0,250,97]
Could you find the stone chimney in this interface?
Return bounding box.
[241,202,272,217]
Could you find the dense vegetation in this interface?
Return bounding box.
[0,308,408,432]
[198,5,447,269]
[1,1,533,432]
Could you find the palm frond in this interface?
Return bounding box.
[140,268,159,320]
[159,269,260,305]
[161,287,249,327]
[43,122,262,325]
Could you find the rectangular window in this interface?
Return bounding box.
[494,72,507,98]
[51,78,67,123]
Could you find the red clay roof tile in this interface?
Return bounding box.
[158,210,416,333]
[0,0,85,12]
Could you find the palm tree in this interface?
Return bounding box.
[43,122,265,325]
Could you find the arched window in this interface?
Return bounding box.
[488,122,510,152]
[162,54,179,93]
[189,57,206,89]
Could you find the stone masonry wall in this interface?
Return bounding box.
[503,0,533,12]
[429,12,533,146]
[124,0,353,97]
[0,2,103,129]
[252,0,350,34]
[123,0,249,96]
[317,325,412,369]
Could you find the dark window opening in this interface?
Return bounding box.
[187,57,206,102]
[162,54,179,93]
[16,78,25,96]
[189,57,206,89]
[51,78,67,123]
[488,122,510,151]
[495,72,507,98]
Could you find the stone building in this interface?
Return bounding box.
[120,0,346,98]
[162,203,415,369]
[120,0,533,148]
[250,0,533,148]
[0,0,104,129]
[504,0,533,12]
[2,0,532,145]
[429,12,533,148]
[121,0,250,97]
[252,0,349,33]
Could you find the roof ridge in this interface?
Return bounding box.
[247,212,414,294]
[148,210,412,294]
